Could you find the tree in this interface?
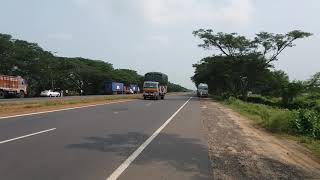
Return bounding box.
[168,82,189,92]
[192,29,312,99]
[193,29,312,65]
[281,81,304,106]
[307,72,320,92]
[0,33,188,96]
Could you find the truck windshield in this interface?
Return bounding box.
[199,87,208,90]
[144,82,157,88]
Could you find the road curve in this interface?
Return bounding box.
[0,94,210,180]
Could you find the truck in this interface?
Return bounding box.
[0,75,27,98]
[197,83,208,97]
[104,82,124,95]
[130,84,139,94]
[143,72,168,100]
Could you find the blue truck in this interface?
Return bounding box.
[104,82,124,94]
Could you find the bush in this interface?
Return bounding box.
[265,109,294,133]
[247,95,280,107]
[286,96,317,109]
[293,109,320,139]
[226,97,294,132]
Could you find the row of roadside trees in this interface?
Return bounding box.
[0,33,187,96]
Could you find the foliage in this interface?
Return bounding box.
[0,33,187,96]
[281,81,305,106]
[225,97,294,132]
[168,82,189,92]
[192,55,273,99]
[306,72,320,92]
[192,29,312,99]
[293,109,320,139]
[193,29,312,64]
[225,97,320,156]
[226,97,320,139]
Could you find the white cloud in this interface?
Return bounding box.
[140,0,254,27]
[47,33,73,40]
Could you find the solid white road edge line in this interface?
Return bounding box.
[0,99,134,120]
[0,128,56,144]
[106,97,192,180]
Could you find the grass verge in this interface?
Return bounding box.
[224,97,320,157]
[0,94,141,117]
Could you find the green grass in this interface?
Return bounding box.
[289,136,320,157]
[224,97,320,157]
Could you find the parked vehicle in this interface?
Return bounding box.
[125,88,134,94]
[40,90,60,97]
[105,82,124,94]
[143,72,168,100]
[0,74,27,98]
[130,84,139,94]
[197,83,209,97]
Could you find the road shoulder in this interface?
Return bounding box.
[201,99,320,179]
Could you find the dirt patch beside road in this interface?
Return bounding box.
[201,99,320,180]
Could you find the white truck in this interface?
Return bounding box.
[197,83,208,97]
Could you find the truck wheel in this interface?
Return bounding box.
[19,91,25,98]
[161,96,164,100]
[0,91,5,99]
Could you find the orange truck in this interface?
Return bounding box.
[0,75,27,98]
[143,72,168,100]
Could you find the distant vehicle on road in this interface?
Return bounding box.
[40,90,61,97]
[130,84,140,94]
[197,83,208,97]
[0,74,27,99]
[124,86,134,94]
[105,82,124,94]
[143,72,168,100]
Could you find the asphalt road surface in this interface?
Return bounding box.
[0,95,210,180]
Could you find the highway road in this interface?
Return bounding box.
[0,95,210,180]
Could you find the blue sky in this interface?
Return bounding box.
[0,0,319,89]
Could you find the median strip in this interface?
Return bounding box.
[0,99,134,120]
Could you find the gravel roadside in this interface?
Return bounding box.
[201,98,320,180]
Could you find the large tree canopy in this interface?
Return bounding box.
[193,29,312,64]
[192,29,312,99]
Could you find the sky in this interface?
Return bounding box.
[0,0,319,89]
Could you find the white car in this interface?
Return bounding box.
[40,90,60,97]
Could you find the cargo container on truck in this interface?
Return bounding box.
[0,75,27,98]
[143,72,168,100]
[104,82,124,94]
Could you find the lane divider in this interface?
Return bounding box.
[106,97,192,180]
[0,100,134,120]
[0,128,56,144]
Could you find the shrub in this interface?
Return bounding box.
[293,109,320,139]
[265,109,294,133]
[226,97,293,132]
[225,97,320,137]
